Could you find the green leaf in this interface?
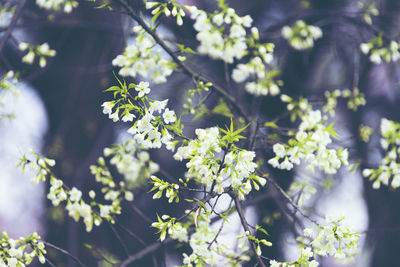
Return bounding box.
[194,198,208,212]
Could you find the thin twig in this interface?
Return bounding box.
[108,221,130,256]
[42,241,87,267]
[0,0,26,52]
[233,196,267,267]
[264,175,319,226]
[115,219,147,246]
[118,239,173,267]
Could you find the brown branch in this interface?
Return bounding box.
[115,219,147,246]
[42,241,87,267]
[264,175,319,226]
[0,0,26,52]
[118,239,174,267]
[233,196,267,267]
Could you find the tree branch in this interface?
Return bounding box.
[42,241,87,267]
[233,196,267,267]
[0,0,26,52]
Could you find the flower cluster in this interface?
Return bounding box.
[102,79,181,152]
[358,2,379,25]
[269,247,319,267]
[268,107,349,174]
[362,118,400,189]
[0,3,14,28]
[104,140,159,186]
[35,0,78,13]
[19,42,56,68]
[0,71,19,122]
[0,232,47,266]
[323,88,366,115]
[282,20,322,50]
[360,36,400,64]
[298,216,360,263]
[151,215,188,242]
[181,212,252,267]
[232,43,281,96]
[174,126,265,199]
[112,27,176,84]
[359,124,373,142]
[19,151,134,232]
[150,176,180,203]
[188,5,252,63]
[145,0,186,26]
[174,127,222,187]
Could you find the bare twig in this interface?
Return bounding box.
[42,241,87,267]
[118,239,174,267]
[233,196,267,267]
[0,0,26,52]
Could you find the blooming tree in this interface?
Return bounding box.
[0,0,399,266]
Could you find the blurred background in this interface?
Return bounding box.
[0,0,400,266]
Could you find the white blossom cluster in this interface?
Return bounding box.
[173,127,265,199]
[126,102,176,150]
[358,2,379,25]
[0,3,14,28]
[188,6,252,63]
[0,232,47,266]
[180,214,250,267]
[323,88,366,116]
[269,247,319,267]
[174,127,221,187]
[112,27,176,84]
[363,118,400,189]
[152,214,188,243]
[104,140,159,186]
[18,42,56,68]
[299,216,360,263]
[150,176,179,203]
[101,80,179,150]
[0,71,20,122]
[268,106,349,174]
[232,49,280,96]
[35,0,78,13]
[360,38,400,64]
[19,151,134,232]
[145,1,186,26]
[282,20,323,50]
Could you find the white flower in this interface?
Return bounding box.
[22,51,35,64]
[280,158,294,170]
[163,108,176,124]
[212,13,224,26]
[109,111,120,122]
[100,205,112,218]
[38,43,50,54]
[69,187,82,202]
[370,53,382,64]
[18,42,28,51]
[149,99,168,113]
[101,101,114,115]
[135,81,151,97]
[360,43,370,54]
[273,143,286,158]
[125,191,134,201]
[122,113,135,122]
